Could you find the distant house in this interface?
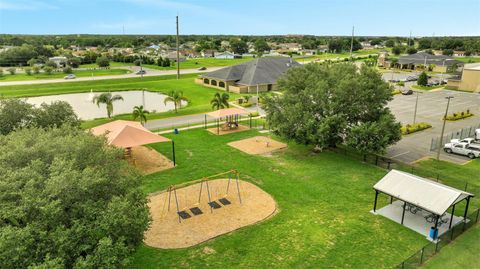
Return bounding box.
[394,52,463,72]
[201,49,218,58]
[453,50,466,57]
[214,51,242,59]
[48,56,68,68]
[195,57,300,93]
[147,44,160,50]
[447,63,480,92]
[163,51,186,62]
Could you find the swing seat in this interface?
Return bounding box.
[178,210,191,220]
[219,197,231,206]
[190,207,203,216]
[208,201,222,209]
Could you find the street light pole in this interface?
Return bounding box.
[436,96,454,160]
[413,91,422,125]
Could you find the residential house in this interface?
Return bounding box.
[202,49,218,58]
[48,56,68,68]
[195,57,300,93]
[453,50,466,57]
[214,51,242,59]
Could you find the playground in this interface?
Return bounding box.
[144,171,277,249]
[228,136,287,155]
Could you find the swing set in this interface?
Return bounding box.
[160,170,242,223]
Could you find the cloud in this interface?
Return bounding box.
[0,0,58,10]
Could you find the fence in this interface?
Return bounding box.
[430,123,480,151]
[393,208,480,269]
[155,116,268,134]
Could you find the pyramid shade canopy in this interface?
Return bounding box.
[90,120,170,148]
[374,170,474,216]
[206,108,248,119]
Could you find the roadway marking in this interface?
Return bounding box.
[390,151,411,158]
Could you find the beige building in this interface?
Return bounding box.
[447,63,480,92]
[195,57,300,93]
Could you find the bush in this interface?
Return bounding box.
[392,89,401,95]
[444,110,474,121]
[417,71,428,86]
[0,68,3,77]
[397,81,405,86]
[44,60,57,68]
[43,66,53,75]
[32,66,40,74]
[96,56,110,67]
[24,67,32,75]
[401,122,432,135]
[6,67,16,75]
[249,111,260,117]
[63,65,73,74]
[240,102,253,108]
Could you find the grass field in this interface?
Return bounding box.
[454,56,480,63]
[0,73,244,128]
[421,224,480,269]
[127,128,480,268]
[0,68,130,81]
[294,49,384,63]
[411,85,444,91]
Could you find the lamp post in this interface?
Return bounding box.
[436,96,454,160]
[413,91,422,125]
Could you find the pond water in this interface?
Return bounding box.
[25,91,187,120]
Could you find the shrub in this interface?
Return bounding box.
[249,111,260,117]
[63,66,73,74]
[392,89,401,95]
[44,60,57,68]
[32,66,40,74]
[401,122,432,135]
[133,59,142,66]
[43,66,53,75]
[96,56,110,67]
[0,68,3,77]
[240,102,253,108]
[6,67,16,75]
[417,72,428,86]
[444,110,474,121]
[24,67,32,75]
[397,81,405,86]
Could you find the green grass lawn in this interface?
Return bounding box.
[421,224,480,269]
[0,73,244,128]
[454,57,480,63]
[131,129,431,268]
[411,85,444,91]
[0,68,130,81]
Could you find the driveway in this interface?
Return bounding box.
[387,89,480,164]
[0,66,222,86]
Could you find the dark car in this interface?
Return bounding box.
[136,70,146,75]
[401,89,413,95]
[198,67,207,71]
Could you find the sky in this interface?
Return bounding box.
[0,0,479,36]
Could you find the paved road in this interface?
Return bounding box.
[0,66,222,86]
[386,89,480,164]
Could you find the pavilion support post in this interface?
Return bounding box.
[373,190,379,212]
[171,140,176,166]
[463,197,470,223]
[401,201,407,225]
[449,204,456,229]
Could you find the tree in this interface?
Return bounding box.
[0,45,38,66]
[92,92,124,118]
[210,92,230,110]
[164,90,188,113]
[157,57,163,66]
[6,67,16,75]
[254,39,270,54]
[417,71,428,86]
[0,127,149,268]
[33,101,81,129]
[0,98,34,135]
[0,68,3,77]
[132,105,149,125]
[68,57,81,68]
[63,66,73,74]
[24,67,32,75]
[264,63,401,152]
[385,39,395,48]
[406,47,417,54]
[44,60,57,69]
[392,46,403,55]
[33,66,40,74]
[163,58,171,67]
[442,49,454,56]
[96,56,110,67]
[230,39,248,54]
[43,66,53,75]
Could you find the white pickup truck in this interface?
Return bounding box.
[444,142,480,159]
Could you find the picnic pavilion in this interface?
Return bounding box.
[205,107,250,135]
[371,170,474,241]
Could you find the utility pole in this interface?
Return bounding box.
[176,15,180,79]
[436,96,454,160]
[413,91,422,124]
[408,30,412,47]
[350,26,355,59]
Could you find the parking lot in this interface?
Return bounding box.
[387,89,480,164]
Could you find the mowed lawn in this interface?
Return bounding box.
[132,129,428,268]
[421,224,480,269]
[0,68,130,81]
[0,74,244,128]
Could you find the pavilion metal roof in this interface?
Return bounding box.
[205,108,248,119]
[373,170,474,216]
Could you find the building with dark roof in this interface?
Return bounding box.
[195,57,300,93]
[395,52,463,72]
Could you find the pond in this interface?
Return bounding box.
[25,90,187,120]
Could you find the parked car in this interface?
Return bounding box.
[450,138,480,146]
[401,89,413,95]
[444,142,480,159]
[64,74,76,79]
[136,70,146,75]
[406,76,418,82]
[198,67,207,71]
[475,128,480,141]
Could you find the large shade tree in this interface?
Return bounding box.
[265,63,401,154]
[0,127,150,268]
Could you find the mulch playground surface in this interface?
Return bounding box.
[228,136,287,155]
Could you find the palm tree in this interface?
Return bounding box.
[132,105,149,125]
[92,92,124,118]
[210,92,230,110]
[164,90,188,113]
